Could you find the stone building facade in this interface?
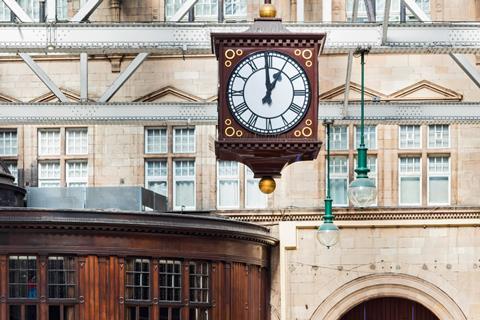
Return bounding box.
[0,0,479,319]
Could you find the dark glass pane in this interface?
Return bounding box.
[126,307,136,320]
[159,308,169,320]
[49,305,61,320]
[172,308,181,320]
[25,305,37,320]
[139,307,149,320]
[9,305,21,320]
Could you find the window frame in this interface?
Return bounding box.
[173,127,196,154]
[65,128,88,156]
[65,160,88,187]
[216,161,240,209]
[38,128,61,156]
[398,125,422,149]
[244,166,268,209]
[398,157,422,206]
[328,156,349,207]
[427,124,450,149]
[354,125,377,150]
[427,156,450,206]
[0,129,18,156]
[38,161,61,188]
[145,127,168,154]
[145,160,168,197]
[173,159,196,211]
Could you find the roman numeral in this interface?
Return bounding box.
[281,115,289,126]
[266,118,273,131]
[235,102,248,115]
[247,114,258,127]
[289,103,303,114]
[294,90,306,96]
[247,59,258,71]
[234,73,248,81]
[230,89,243,96]
[267,54,273,68]
[290,74,301,81]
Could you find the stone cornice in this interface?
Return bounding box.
[221,207,480,224]
[0,102,479,124]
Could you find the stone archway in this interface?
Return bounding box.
[310,273,467,320]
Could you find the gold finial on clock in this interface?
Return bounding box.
[259,2,277,18]
[259,176,276,194]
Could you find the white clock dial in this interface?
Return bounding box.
[227,50,311,135]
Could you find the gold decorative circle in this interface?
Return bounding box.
[225,119,232,125]
[294,130,302,137]
[235,49,243,56]
[294,49,302,56]
[225,49,236,60]
[302,127,313,137]
[225,127,235,137]
[302,49,313,60]
[225,60,232,67]
[305,60,312,68]
[305,119,312,126]
[235,130,243,137]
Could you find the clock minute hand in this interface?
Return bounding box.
[264,53,272,90]
[262,61,287,105]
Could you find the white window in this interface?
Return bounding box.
[6,162,18,185]
[66,128,88,155]
[217,161,239,209]
[428,125,449,148]
[399,125,421,149]
[428,156,450,205]
[195,0,217,18]
[0,2,10,21]
[145,160,168,196]
[329,156,349,206]
[331,126,348,151]
[354,156,377,205]
[66,161,88,187]
[399,157,421,206]
[173,128,195,153]
[245,167,267,209]
[18,0,40,21]
[0,130,17,156]
[56,0,68,20]
[145,128,167,154]
[173,160,195,210]
[38,129,60,156]
[224,0,247,17]
[165,0,187,19]
[38,161,60,187]
[355,125,376,149]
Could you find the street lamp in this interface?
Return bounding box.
[317,120,339,248]
[348,47,377,207]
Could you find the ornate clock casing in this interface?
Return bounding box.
[212,19,326,178]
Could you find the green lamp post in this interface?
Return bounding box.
[317,120,340,248]
[348,47,377,207]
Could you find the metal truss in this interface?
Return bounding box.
[0,102,479,124]
[0,22,478,54]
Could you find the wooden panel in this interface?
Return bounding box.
[98,257,107,320]
[0,255,7,319]
[78,256,86,320]
[151,259,159,320]
[39,256,47,320]
[231,262,249,319]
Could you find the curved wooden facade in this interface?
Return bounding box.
[0,208,277,320]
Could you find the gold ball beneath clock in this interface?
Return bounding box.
[259,176,276,194]
[259,3,277,18]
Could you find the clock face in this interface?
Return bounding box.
[226,50,311,135]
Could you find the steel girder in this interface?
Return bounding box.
[0,102,479,123]
[0,22,478,54]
